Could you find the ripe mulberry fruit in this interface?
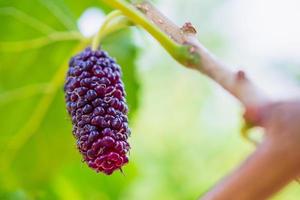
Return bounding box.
[64,47,130,175]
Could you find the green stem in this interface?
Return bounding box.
[101,16,133,38]
[101,0,182,59]
[92,10,124,50]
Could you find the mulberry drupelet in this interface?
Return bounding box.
[64,47,130,175]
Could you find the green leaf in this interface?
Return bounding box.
[0,0,139,198]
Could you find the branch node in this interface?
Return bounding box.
[181,22,197,34]
[189,46,196,53]
[236,70,246,81]
[136,3,149,13]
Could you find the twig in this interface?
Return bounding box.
[135,1,270,109]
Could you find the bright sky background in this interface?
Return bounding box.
[224,0,300,61]
[216,0,300,100]
[77,7,105,37]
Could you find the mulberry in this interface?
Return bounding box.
[64,47,130,175]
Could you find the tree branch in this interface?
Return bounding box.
[101,0,300,199]
[134,1,270,109]
[201,138,300,200]
[201,101,300,200]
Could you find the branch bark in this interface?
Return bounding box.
[201,101,300,200]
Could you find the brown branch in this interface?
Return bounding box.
[135,2,185,44]
[135,1,270,108]
[134,1,300,200]
[201,101,300,200]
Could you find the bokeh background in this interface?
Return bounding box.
[1,0,300,199]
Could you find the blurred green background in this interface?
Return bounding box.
[0,0,300,199]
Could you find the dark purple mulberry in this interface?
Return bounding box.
[64,47,130,175]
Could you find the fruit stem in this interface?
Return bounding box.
[92,10,133,50]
